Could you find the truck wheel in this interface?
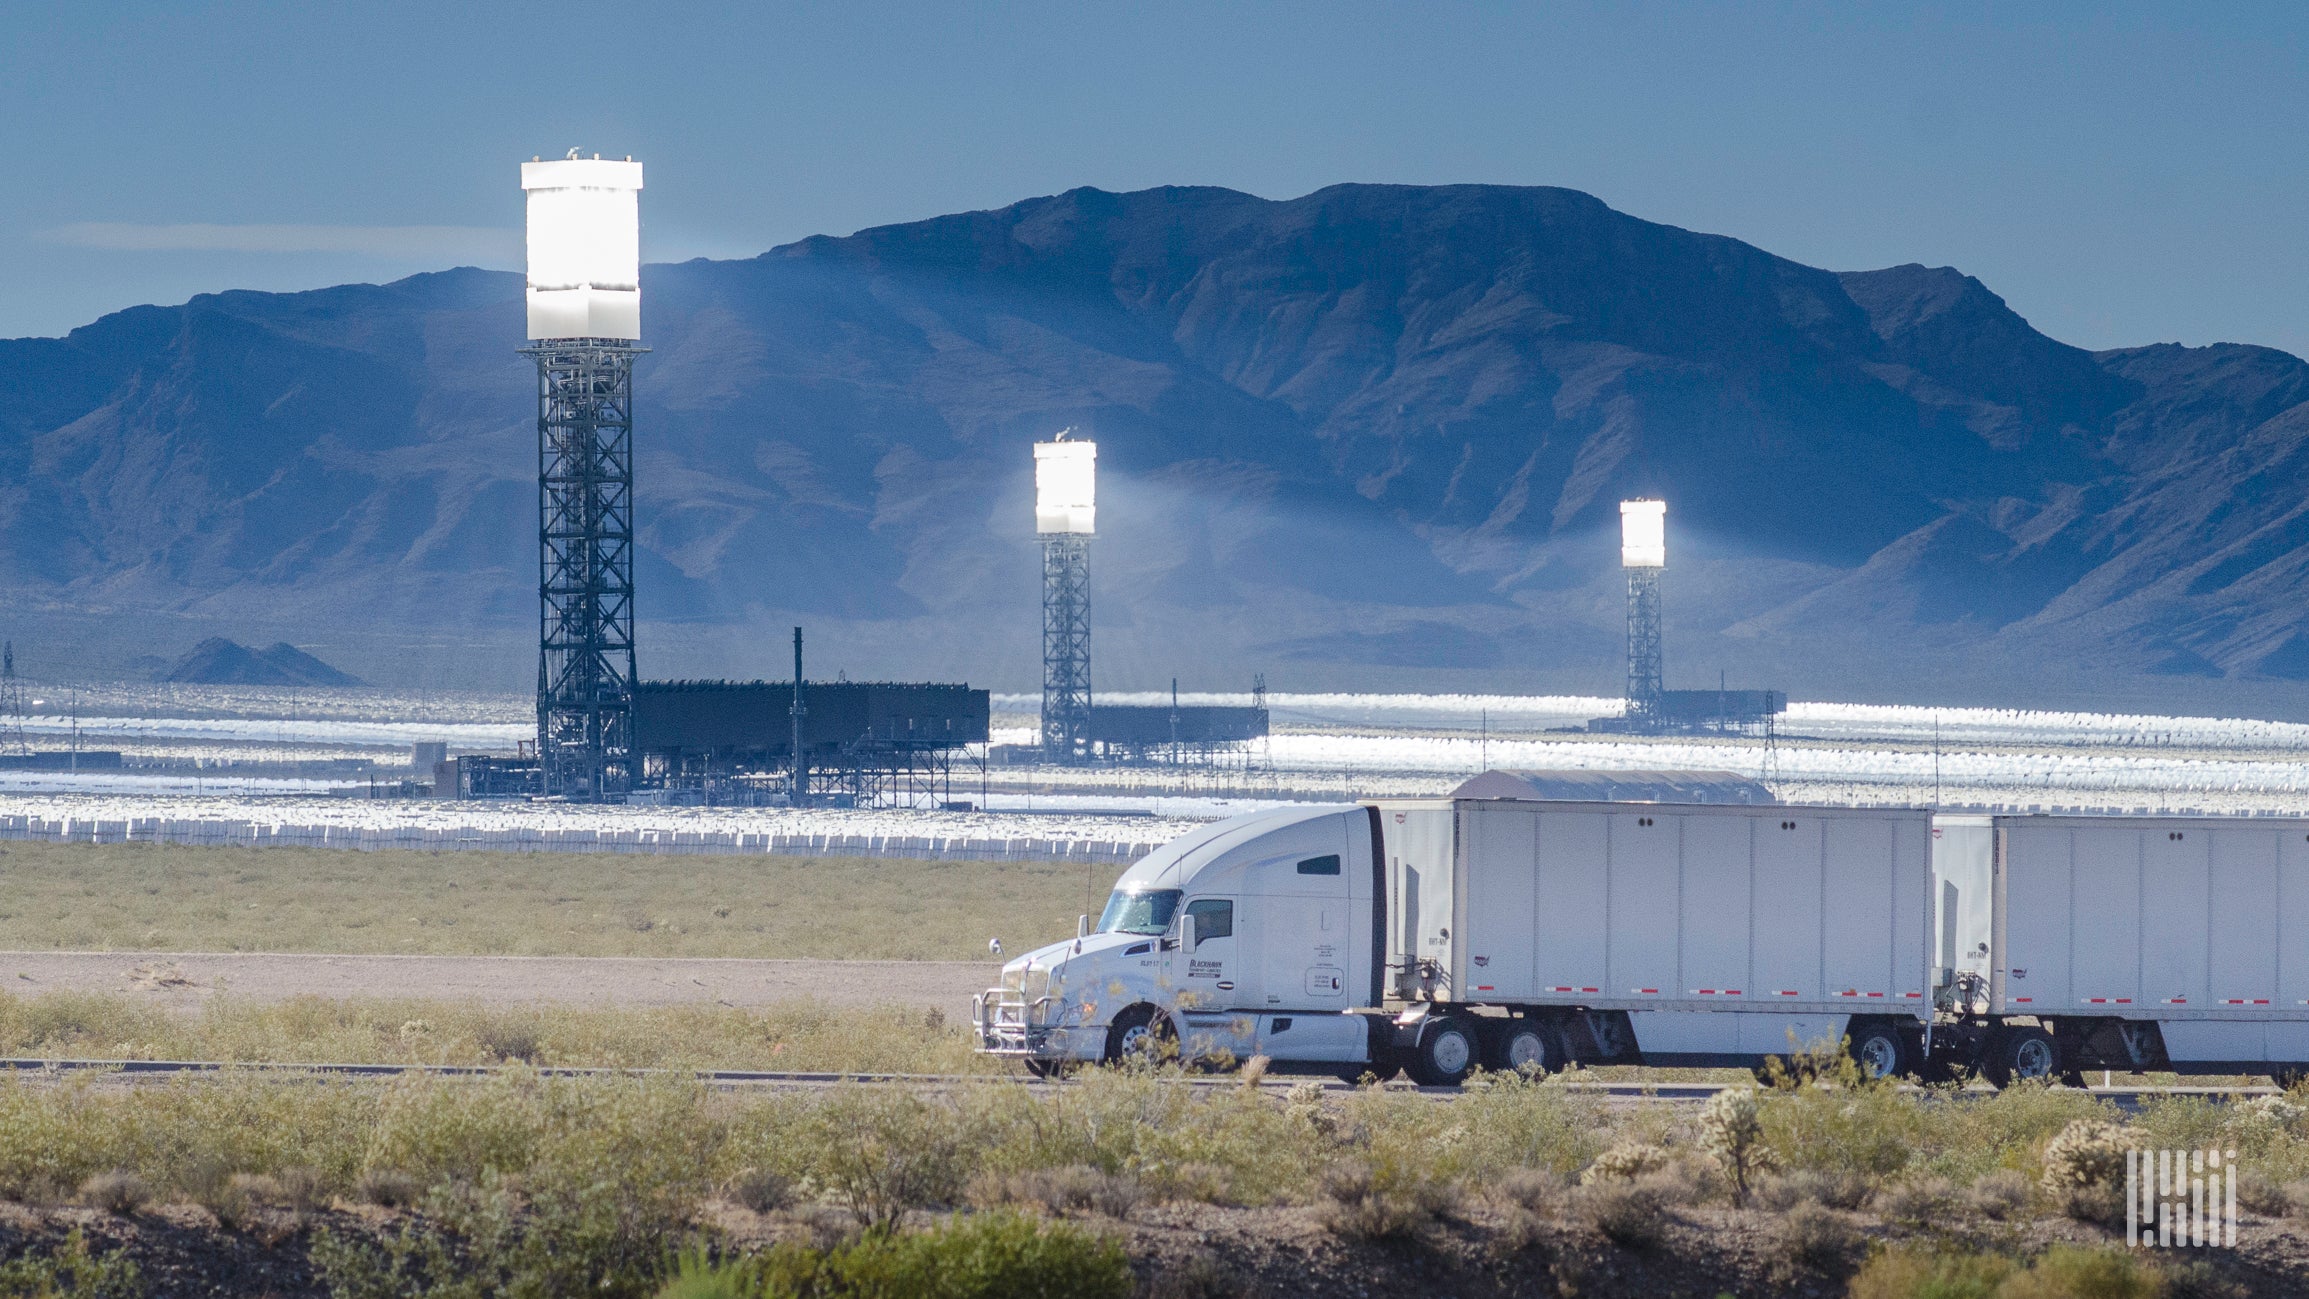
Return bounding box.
[1488,1020,1565,1075]
[1983,1026,2057,1088]
[1846,1022,1912,1081]
[1406,1017,1479,1087]
[1105,1006,1175,1065]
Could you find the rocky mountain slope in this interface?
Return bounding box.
[2,184,2304,711]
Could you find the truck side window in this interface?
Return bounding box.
[1185,898,1232,946]
[1296,854,1341,875]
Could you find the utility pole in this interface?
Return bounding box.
[790,627,806,807]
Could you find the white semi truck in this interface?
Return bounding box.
[975,797,2309,1087]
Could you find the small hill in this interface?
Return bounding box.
[159,638,362,687]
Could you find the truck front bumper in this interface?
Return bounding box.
[973,989,1106,1062]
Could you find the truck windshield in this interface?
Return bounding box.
[1097,888,1182,936]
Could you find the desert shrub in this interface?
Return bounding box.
[1570,1180,1667,1250]
[1873,1175,1959,1224]
[355,1169,421,1208]
[1847,1245,2016,1299]
[274,1165,330,1214]
[78,1171,149,1216]
[0,1228,142,1299]
[1967,1168,2035,1220]
[2006,1245,2164,1299]
[650,1212,1131,1299]
[315,1167,680,1299]
[2039,1120,2138,1224]
[1313,1160,1457,1241]
[1579,1141,1671,1184]
[1920,1084,2114,1186]
[968,1165,1142,1219]
[1446,1071,1604,1179]
[1759,1075,1924,1180]
[807,1087,972,1229]
[725,1167,794,1215]
[1755,1168,1873,1213]
[1770,1202,1861,1276]
[1696,1085,1775,1204]
[2235,1169,2290,1218]
[176,1158,253,1229]
[1491,1167,1566,1216]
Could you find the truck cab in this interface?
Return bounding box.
[975,804,1380,1070]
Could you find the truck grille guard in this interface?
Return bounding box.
[974,987,1064,1055]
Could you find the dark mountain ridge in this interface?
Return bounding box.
[3,183,2306,712]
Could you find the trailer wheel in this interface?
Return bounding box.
[1846,1021,1913,1081]
[1105,1006,1175,1065]
[1406,1017,1479,1087]
[1983,1026,2057,1088]
[1487,1020,1565,1076]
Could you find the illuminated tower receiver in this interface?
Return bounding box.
[522,153,644,801]
[1621,499,1665,723]
[1036,435,1095,762]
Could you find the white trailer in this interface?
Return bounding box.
[1933,816,2309,1085]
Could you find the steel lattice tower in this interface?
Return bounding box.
[0,642,25,758]
[528,338,642,799]
[1619,499,1667,727]
[1624,566,1663,722]
[1041,533,1092,761]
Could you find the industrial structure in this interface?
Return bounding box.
[523,153,645,801]
[1036,435,1095,763]
[1620,499,1666,723]
[0,643,24,757]
[632,679,989,807]
[1085,680,1269,765]
[1590,498,1786,737]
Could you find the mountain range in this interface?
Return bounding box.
[3,183,2306,714]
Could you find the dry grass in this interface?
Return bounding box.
[0,988,994,1072]
[0,840,1120,959]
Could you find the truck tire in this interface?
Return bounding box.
[1487,1019,1565,1075]
[1846,1021,1912,1081]
[1105,1006,1175,1065]
[1982,1026,2057,1088]
[1406,1017,1479,1087]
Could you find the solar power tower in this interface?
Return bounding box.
[1620,499,1666,725]
[520,153,645,800]
[1036,435,1096,763]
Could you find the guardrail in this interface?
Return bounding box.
[0,814,1157,865]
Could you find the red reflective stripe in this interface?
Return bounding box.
[1902,992,1923,998]
[1475,986,1494,991]
[1777,990,1800,996]
[2013,997,2033,1003]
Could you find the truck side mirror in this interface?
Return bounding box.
[1181,913,1198,951]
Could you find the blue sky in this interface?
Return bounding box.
[6,2,2305,354]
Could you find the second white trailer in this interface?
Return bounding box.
[1948,815,2309,1081]
[1379,798,1935,1073]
